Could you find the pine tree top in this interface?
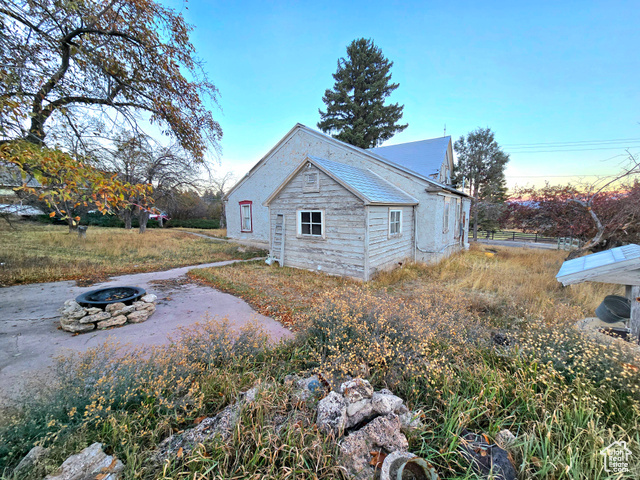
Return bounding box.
[318,38,407,149]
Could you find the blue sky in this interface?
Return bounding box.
[167,0,640,189]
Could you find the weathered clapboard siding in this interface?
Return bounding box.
[269,167,367,279]
[367,206,414,275]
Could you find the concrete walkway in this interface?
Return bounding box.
[0,259,291,405]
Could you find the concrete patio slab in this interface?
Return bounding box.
[0,259,291,405]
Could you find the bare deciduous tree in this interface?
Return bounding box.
[0,0,221,160]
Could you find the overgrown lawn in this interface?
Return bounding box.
[0,223,265,286]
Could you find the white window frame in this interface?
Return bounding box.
[240,201,252,232]
[297,209,325,239]
[388,209,402,237]
[443,197,451,233]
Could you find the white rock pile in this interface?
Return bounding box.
[58,294,157,333]
[44,442,124,480]
[316,378,425,480]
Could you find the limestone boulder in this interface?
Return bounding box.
[317,391,347,435]
[97,315,127,329]
[59,301,86,320]
[338,414,409,480]
[371,391,404,416]
[85,307,103,315]
[398,411,424,432]
[127,310,151,324]
[60,317,95,333]
[105,302,126,313]
[141,294,157,303]
[44,442,124,480]
[154,385,270,462]
[111,304,135,316]
[79,311,111,324]
[133,301,147,311]
[12,445,49,477]
[340,379,374,404]
[155,403,240,461]
[345,399,375,429]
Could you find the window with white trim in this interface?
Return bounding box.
[389,209,402,236]
[443,197,450,233]
[298,210,323,237]
[240,202,252,232]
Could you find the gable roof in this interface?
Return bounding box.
[556,244,640,286]
[225,124,467,200]
[264,156,418,206]
[368,136,451,179]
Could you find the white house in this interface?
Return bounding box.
[225,124,470,280]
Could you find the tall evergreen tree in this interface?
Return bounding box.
[318,38,407,148]
[453,127,509,240]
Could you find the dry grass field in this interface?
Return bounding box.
[189,244,624,328]
[174,227,228,238]
[0,222,265,286]
[2,243,639,479]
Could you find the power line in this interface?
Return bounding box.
[507,174,622,178]
[503,137,640,147]
[508,145,640,154]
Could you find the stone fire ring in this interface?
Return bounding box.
[58,289,158,334]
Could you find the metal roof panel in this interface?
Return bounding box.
[556,244,640,285]
[368,136,451,179]
[308,156,418,205]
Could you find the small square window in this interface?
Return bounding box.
[298,210,323,238]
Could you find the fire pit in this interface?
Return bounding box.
[59,287,157,333]
[76,286,146,308]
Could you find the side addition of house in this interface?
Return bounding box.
[225,124,470,281]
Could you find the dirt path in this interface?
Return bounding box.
[474,239,558,250]
[178,230,269,249]
[0,259,291,405]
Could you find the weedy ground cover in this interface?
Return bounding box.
[0,223,265,286]
[2,245,639,479]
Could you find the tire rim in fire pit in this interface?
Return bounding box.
[76,286,146,308]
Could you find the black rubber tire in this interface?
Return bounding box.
[76,286,146,308]
[595,295,631,323]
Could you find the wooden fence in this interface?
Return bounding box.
[478,230,584,250]
[478,230,557,244]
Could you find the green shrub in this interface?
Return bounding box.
[33,214,220,229]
